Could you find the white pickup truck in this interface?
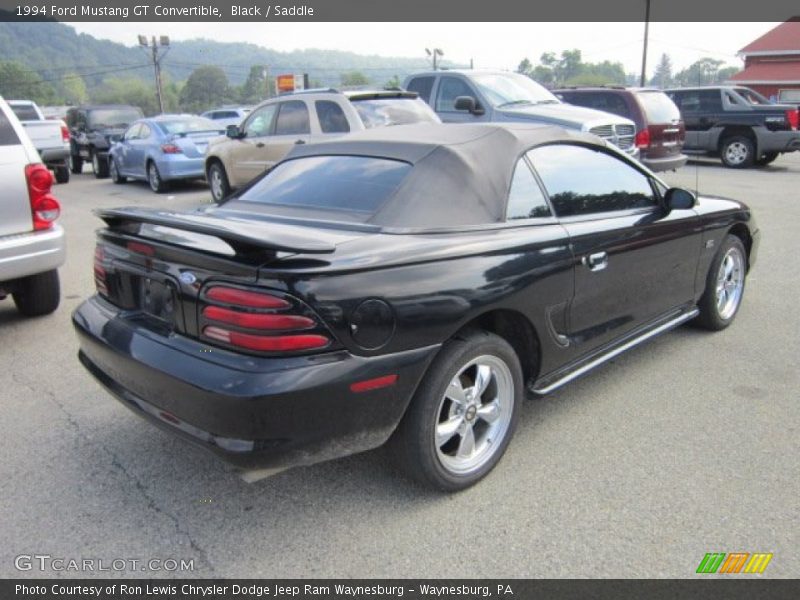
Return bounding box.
[0,96,65,317]
[8,100,71,184]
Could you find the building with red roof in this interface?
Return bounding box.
[728,20,800,102]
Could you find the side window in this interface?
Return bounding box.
[406,76,435,104]
[0,108,21,146]
[123,124,142,141]
[435,77,476,112]
[274,101,311,135]
[699,90,722,112]
[506,158,551,220]
[244,104,277,137]
[139,124,152,139]
[315,100,350,134]
[528,144,656,217]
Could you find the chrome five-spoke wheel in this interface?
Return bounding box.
[389,330,521,491]
[715,246,744,321]
[435,356,514,475]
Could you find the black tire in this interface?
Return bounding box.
[388,330,522,492]
[92,150,109,178]
[147,161,169,193]
[109,157,126,184]
[69,153,83,174]
[720,136,755,169]
[207,161,231,203]
[695,235,747,331]
[756,152,779,166]
[54,166,70,184]
[12,270,60,317]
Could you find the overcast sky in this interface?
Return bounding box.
[66,22,777,76]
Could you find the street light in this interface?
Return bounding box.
[426,48,444,71]
[138,34,171,114]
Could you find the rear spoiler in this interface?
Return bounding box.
[95,207,337,255]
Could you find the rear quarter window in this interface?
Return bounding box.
[236,156,411,221]
[406,77,435,104]
[0,109,21,146]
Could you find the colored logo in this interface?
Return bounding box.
[696,552,773,574]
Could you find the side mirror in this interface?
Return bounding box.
[226,124,243,139]
[454,95,485,115]
[664,187,696,210]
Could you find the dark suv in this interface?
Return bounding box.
[555,87,687,172]
[66,105,143,178]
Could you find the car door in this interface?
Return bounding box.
[265,100,313,165]
[127,122,152,178]
[116,123,141,175]
[227,103,278,186]
[527,143,702,351]
[434,75,489,123]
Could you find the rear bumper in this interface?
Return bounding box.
[38,145,70,165]
[758,130,800,153]
[0,225,66,282]
[641,152,688,172]
[72,296,438,470]
[157,156,205,181]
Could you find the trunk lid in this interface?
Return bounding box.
[170,130,225,158]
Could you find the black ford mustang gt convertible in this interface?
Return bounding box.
[73,123,759,491]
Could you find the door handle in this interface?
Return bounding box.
[295,139,306,145]
[583,252,608,272]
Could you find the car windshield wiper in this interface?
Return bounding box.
[497,100,535,108]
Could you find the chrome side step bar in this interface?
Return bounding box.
[531,308,699,395]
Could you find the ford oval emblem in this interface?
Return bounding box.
[179,271,197,285]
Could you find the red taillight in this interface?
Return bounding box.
[60,124,70,143]
[201,285,331,354]
[786,109,799,130]
[203,327,329,352]
[94,246,108,296]
[25,163,60,231]
[635,128,651,149]
[206,286,289,309]
[203,306,314,330]
[126,241,155,256]
[161,143,182,154]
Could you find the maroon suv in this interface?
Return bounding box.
[555,87,687,172]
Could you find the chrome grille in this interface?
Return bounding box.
[590,123,635,151]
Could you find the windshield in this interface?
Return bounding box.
[88,108,143,129]
[472,73,560,108]
[352,97,440,128]
[157,117,220,135]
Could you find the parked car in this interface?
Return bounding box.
[108,115,224,193]
[8,100,71,183]
[204,88,440,203]
[201,106,252,129]
[0,96,65,317]
[665,86,800,168]
[73,123,758,491]
[66,104,144,178]
[554,87,687,172]
[404,70,638,157]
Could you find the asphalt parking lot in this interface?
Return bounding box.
[1,154,798,579]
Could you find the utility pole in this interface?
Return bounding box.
[138,34,170,114]
[263,66,271,99]
[639,0,650,87]
[426,48,444,71]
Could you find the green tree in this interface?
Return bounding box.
[384,74,401,89]
[649,53,673,89]
[95,77,161,116]
[517,58,533,76]
[674,57,735,87]
[340,70,370,87]
[59,73,88,105]
[238,65,267,104]
[179,65,230,113]
[0,60,56,104]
